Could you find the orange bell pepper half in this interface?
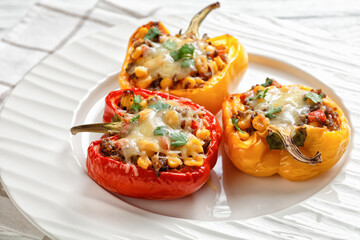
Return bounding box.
[118,3,248,114]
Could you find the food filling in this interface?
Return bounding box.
[101,90,212,176]
[125,22,229,90]
[230,78,340,139]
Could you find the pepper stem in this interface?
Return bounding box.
[70,122,123,135]
[183,2,220,38]
[269,127,322,165]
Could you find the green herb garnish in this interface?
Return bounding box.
[304,92,323,104]
[147,102,171,111]
[131,94,142,112]
[144,27,161,41]
[178,44,195,58]
[246,88,268,102]
[130,115,139,124]
[170,50,180,61]
[261,78,273,87]
[170,43,195,68]
[256,88,268,99]
[163,40,177,50]
[154,126,169,136]
[170,132,188,147]
[181,58,195,68]
[232,118,244,133]
[265,106,282,119]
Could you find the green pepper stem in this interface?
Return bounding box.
[269,127,322,165]
[70,122,123,135]
[184,2,220,38]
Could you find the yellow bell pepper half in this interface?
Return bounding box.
[222,81,351,181]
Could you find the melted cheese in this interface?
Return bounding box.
[249,86,312,132]
[136,36,207,80]
[115,100,204,163]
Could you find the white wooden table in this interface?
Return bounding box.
[0,1,359,239]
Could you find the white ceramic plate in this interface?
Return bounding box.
[0,17,353,239]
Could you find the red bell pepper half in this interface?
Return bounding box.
[83,89,222,200]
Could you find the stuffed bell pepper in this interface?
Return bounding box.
[118,2,248,114]
[222,78,350,181]
[71,89,222,199]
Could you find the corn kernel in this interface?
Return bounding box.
[214,56,225,70]
[209,60,218,73]
[139,99,148,108]
[139,108,153,122]
[186,137,204,155]
[212,40,226,48]
[252,115,269,131]
[138,27,148,39]
[183,156,204,167]
[195,78,205,86]
[160,77,172,89]
[135,66,148,78]
[137,155,152,169]
[164,110,179,127]
[119,91,134,109]
[237,130,249,141]
[138,139,160,153]
[135,76,153,88]
[167,156,182,168]
[131,47,143,60]
[183,77,196,89]
[196,128,210,140]
[238,115,252,129]
[205,45,215,53]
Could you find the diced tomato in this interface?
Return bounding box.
[270,80,282,88]
[191,120,199,130]
[159,136,169,150]
[308,109,326,123]
[240,92,251,104]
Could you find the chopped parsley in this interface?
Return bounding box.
[130,115,139,124]
[256,88,268,99]
[170,132,188,147]
[147,102,171,111]
[261,78,273,87]
[170,50,181,61]
[170,43,195,68]
[304,92,323,104]
[265,106,282,119]
[178,44,195,58]
[154,126,169,136]
[232,118,244,133]
[245,88,268,102]
[163,40,177,50]
[144,27,161,41]
[181,58,195,68]
[131,94,142,112]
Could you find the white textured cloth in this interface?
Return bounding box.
[0,0,360,239]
